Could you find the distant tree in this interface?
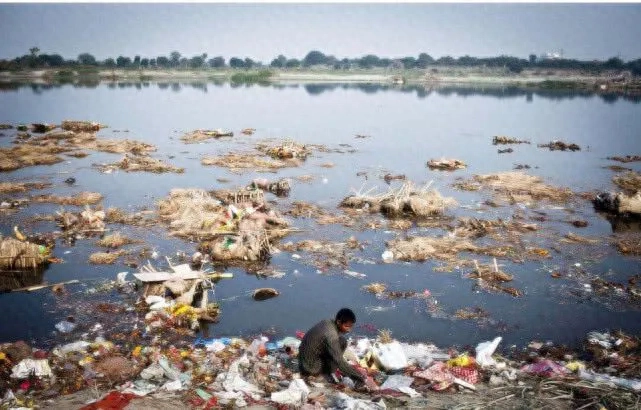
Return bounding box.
[416,53,434,68]
[104,58,116,68]
[29,47,40,57]
[436,56,455,65]
[244,57,255,69]
[170,51,181,67]
[149,58,157,68]
[400,57,417,69]
[156,56,169,67]
[41,54,65,67]
[229,57,245,68]
[116,56,132,68]
[270,54,287,68]
[140,58,149,68]
[179,57,188,68]
[529,54,537,64]
[133,55,141,68]
[604,57,624,70]
[457,55,478,67]
[208,56,225,68]
[189,55,205,68]
[303,50,327,67]
[358,54,380,69]
[285,58,301,68]
[78,53,97,66]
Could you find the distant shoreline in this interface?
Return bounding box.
[1,67,639,93]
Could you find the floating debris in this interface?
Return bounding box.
[181,129,234,144]
[607,155,641,163]
[252,288,279,301]
[538,140,581,151]
[427,158,467,171]
[96,233,140,249]
[613,171,641,194]
[61,120,103,132]
[88,251,124,264]
[101,154,184,174]
[492,136,530,145]
[32,192,103,206]
[0,181,51,193]
[466,172,573,204]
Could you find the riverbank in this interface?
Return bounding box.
[1,67,639,93]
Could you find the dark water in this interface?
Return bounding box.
[1,81,640,349]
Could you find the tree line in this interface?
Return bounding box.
[2,48,640,75]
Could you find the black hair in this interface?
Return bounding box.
[335,307,356,324]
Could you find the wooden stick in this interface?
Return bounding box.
[12,279,80,292]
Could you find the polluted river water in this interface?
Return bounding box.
[0,81,640,351]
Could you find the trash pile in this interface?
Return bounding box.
[426,158,467,171]
[157,188,289,263]
[55,206,106,234]
[201,152,292,172]
[3,325,641,409]
[180,129,234,144]
[249,177,291,197]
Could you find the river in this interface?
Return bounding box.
[1,80,640,349]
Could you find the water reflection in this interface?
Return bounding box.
[2,79,640,103]
[0,267,45,293]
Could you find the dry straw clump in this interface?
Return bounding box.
[0,181,51,193]
[470,171,573,204]
[613,171,641,194]
[89,250,124,264]
[0,238,50,270]
[0,144,65,171]
[61,120,103,132]
[201,152,289,173]
[427,158,467,171]
[257,141,311,160]
[386,236,478,262]
[112,154,184,174]
[96,232,139,249]
[181,129,233,144]
[94,139,156,155]
[362,282,387,294]
[340,182,457,219]
[33,192,103,206]
[157,188,229,239]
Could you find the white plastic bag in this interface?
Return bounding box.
[372,341,408,371]
[475,336,502,367]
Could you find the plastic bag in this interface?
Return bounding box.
[475,336,502,367]
[372,341,408,371]
[55,320,77,333]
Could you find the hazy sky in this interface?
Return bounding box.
[1,3,641,62]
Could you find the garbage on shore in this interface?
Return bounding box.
[492,135,530,145]
[538,140,581,151]
[180,129,234,144]
[99,154,184,174]
[427,158,467,171]
[2,324,641,410]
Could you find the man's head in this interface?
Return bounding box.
[335,307,356,333]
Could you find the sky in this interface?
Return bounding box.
[1,3,641,63]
